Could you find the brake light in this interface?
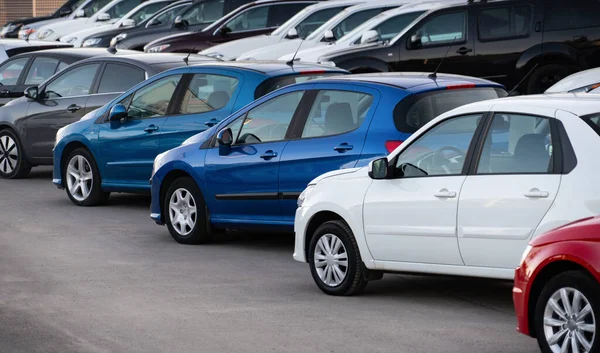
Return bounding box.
[385,140,403,153]
[299,70,327,75]
[446,83,476,90]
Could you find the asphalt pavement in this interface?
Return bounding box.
[1,166,539,353]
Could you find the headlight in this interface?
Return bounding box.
[55,126,67,147]
[82,38,101,47]
[38,29,54,39]
[18,28,35,39]
[146,44,169,53]
[110,33,127,47]
[519,245,533,266]
[297,185,315,207]
[569,83,600,93]
[205,52,224,59]
[317,60,336,67]
[1,24,17,35]
[62,36,77,44]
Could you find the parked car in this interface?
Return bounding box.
[52,61,345,205]
[148,73,506,244]
[0,39,72,63]
[546,67,600,94]
[235,0,409,61]
[114,0,253,51]
[293,93,600,296]
[60,0,177,47]
[0,51,213,179]
[0,0,84,39]
[200,0,364,61]
[0,47,124,106]
[144,0,318,53]
[513,216,600,353]
[317,0,600,94]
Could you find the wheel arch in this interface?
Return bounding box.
[60,141,95,185]
[159,169,194,223]
[303,210,346,261]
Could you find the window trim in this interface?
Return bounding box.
[95,61,146,95]
[24,56,63,86]
[405,9,469,51]
[477,4,533,43]
[0,56,32,87]
[41,61,102,100]
[121,73,185,121]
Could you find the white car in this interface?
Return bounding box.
[60,0,174,47]
[36,0,147,42]
[546,67,600,93]
[236,0,409,61]
[279,0,461,64]
[200,0,365,61]
[294,93,600,295]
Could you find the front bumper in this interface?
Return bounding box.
[52,147,64,189]
[513,266,531,336]
[150,174,163,225]
[293,206,308,263]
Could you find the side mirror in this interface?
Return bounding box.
[173,15,186,28]
[97,13,110,21]
[360,30,381,45]
[109,104,127,122]
[219,26,232,36]
[368,157,389,180]
[121,19,135,27]
[24,86,38,100]
[322,29,335,43]
[409,30,422,48]
[74,9,85,18]
[59,7,72,16]
[285,28,299,39]
[148,18,159,26]
[217,127,233,155]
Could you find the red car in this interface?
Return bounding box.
[513,216,600,353]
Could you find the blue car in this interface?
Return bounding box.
[149,73,508,244]
[53,61,347,206]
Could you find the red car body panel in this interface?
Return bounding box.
[513,216,600,337]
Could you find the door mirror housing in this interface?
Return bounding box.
[409,30,422,48]
[285,28,299,39]
[58,7,72,16]
[217,127,233,155]
[173,15,187,28]
[322,29,335,43]
[74,9,85,18]
[109,104,128,122]
[97,13,110,22]
[24,86,38,100]
[121,19,135,27]
[148,18,159,26]
[368,157,389,180]
[360,30,381,45]
[219,26,232,36]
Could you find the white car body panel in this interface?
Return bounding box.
[546,67,600,93]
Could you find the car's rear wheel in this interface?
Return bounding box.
[535,271,599,353]
[64,148,108,206]
[526,65,573,94]
[0,129,31,179]
[308,220,367,296]
[164,177,212,244]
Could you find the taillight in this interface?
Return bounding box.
[385,140,403,153]
[446,83,476,90]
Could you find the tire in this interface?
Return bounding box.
[534,271,600,353]
[0,129,31,179]
[308,220,368,296]
[164,176,212,244]
[64,148,108,206]
[526,65,574,94]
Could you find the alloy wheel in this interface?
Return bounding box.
[543,287,596,353]
[169,188,197,236]
[0,135,18,174]
[66,155,93,202]
[314,233,348,287]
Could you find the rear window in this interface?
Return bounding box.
[254,72,343,99]
[393,87,507,133]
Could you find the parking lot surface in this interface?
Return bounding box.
[1,167,538,353]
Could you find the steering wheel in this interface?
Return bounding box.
[432,146,465,174]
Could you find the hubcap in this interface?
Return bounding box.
[169,188,197,236]
[66,155,93,202]
[544,287,596,353]
[0,135,18,174]
[314,233,348,287]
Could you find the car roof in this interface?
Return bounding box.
[12,47,140,59]
[188,60,347,75]
[84,52,216,65]
[0,39,73,50]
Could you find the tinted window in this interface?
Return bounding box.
[0,58,28,85]
[105,0,142,20]
[128,74,181,119]
[234,91,304,144]
[254,73,341,99]
[45,64,100,98]
[269,3,311,27]
[477,114,552,174]
[57,61,69,72]
[24,57,60,85]
[83,0,112,17]
[97,63,145,94]
[182,0,224,25]
[302,90,373,138]
[394,114,482,177]
[369,10,425,43]
[294,6,345,39]
[545,0,600,31]
[130,1,170,24]
[178,74,238,114]
[394,88,507,133]
[225,6,268,32]
[331,8,387,40]
[150,4,187,26]
[415,11,466,46]
[582,114,600,137]
[479,6,531,41]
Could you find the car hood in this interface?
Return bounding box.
[237,38,314,61]
[180,125,215,146]
[61,23,115,45]
[200,34,282,61]
[5,15,54,26]
[25,18,66,37]
[279,42,339,62]
[531,216,600,247]
[145,31,196,50]
[309,167,362,185]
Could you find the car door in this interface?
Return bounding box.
[0,56,29,105]
[278,86,378,221]
[363,113,485,265]
[85,62,146,114]
[97,74,184,187]
[203,90,305,223]
[160,70,242,153]
[24,63,100,160]
[457,108,561,269]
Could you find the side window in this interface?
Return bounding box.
[301,90,373,138]
[105,0,141,20]
[130,2,169,24]
[178,74,239,114]
[269,3,311,27]
[225,6,269,32]
[151,5,186,26]
[44,64,100,98]
[476,114,552,174]
[544,0,600,31]
[127,75,181,119]
[234,91,304,144]
[24,57,60,85]
[367,10,425,44]
[294,6,344,39]
[394,114,482,177]
[331,8,386,40]
[478,6,531,41]
[57,61,69,72]
[415,11,466,47]
[0,57,28,85]
[182,0,224,25]
[97,63,145,94]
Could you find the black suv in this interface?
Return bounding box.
[320,0,600,94]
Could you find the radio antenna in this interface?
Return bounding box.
[429,36,457,79]
[184,47,196,66]
[286,37,304,67]
[507,63,539,96]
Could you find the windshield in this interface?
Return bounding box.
[272,5,346,39]
[329,7,391,41]
[127,1,171,24]
[146,3,188,26]
[82,0,112,17]
[104,0,142,21]
[254,73,343,98]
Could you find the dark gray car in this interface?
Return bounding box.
[0,51,215,178]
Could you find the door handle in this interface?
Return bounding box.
[144,124,159,133]
[535,21,542,32]
[524,188,549,198]
[205,118,219,127]
[260,150,278,160]
[333,143,353,153]
[433,189,457,198]
[66,104,82,113]
[0,90,9,95]
[456,47,472,55]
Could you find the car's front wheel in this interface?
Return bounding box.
[64,148,109,206]
[535,271,599,353]
[164,177,212,244]
[308,220,368,296]
[0,129,31,179]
